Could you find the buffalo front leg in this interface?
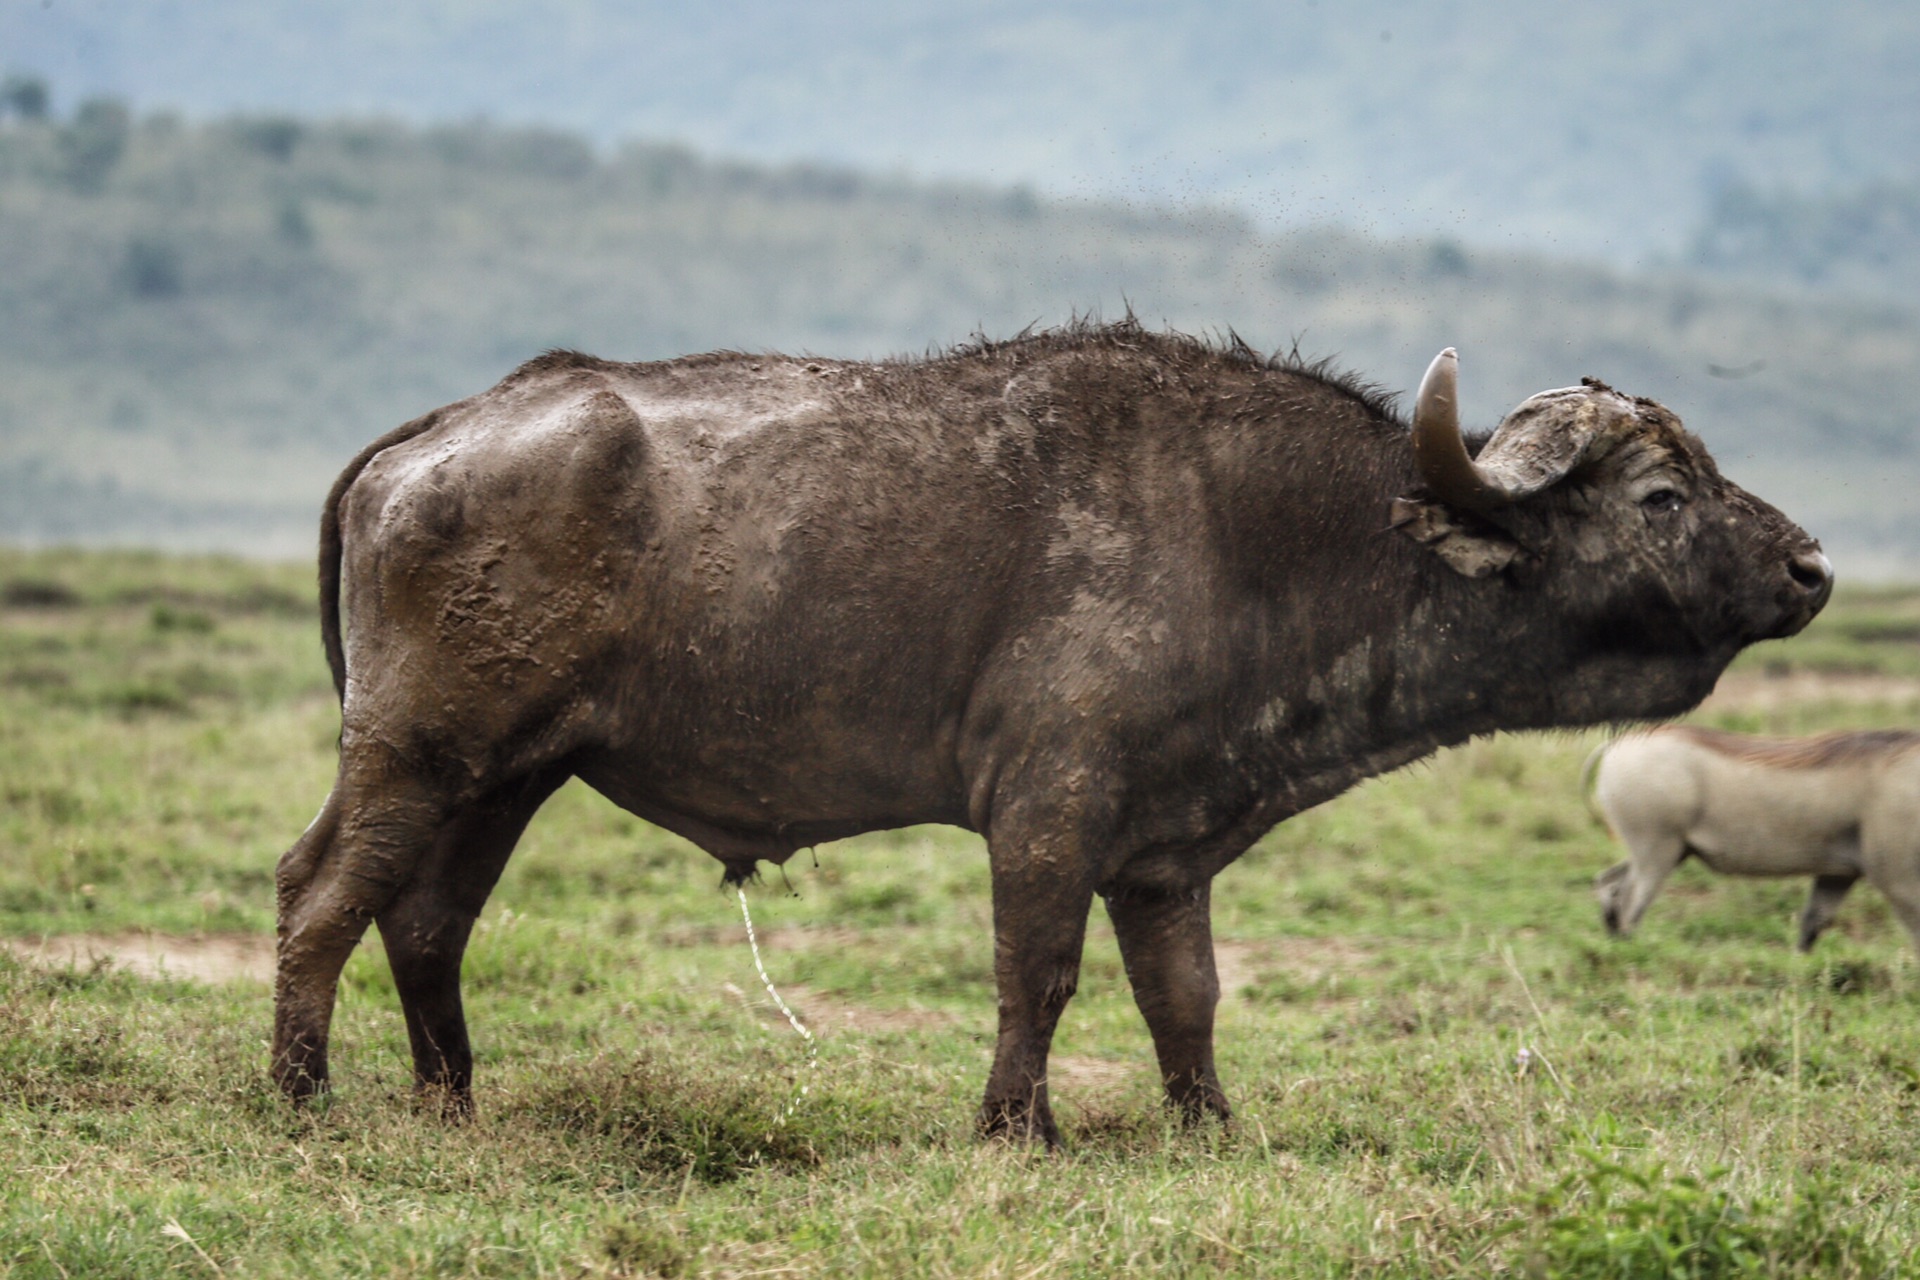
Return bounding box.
[375,770,565,1116]
[977,837,1096,1148]
[1103,880,1230,1124]
[1797,874,1859,952]
[273,767,446,1102]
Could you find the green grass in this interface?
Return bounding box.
[3,550,1920,1276]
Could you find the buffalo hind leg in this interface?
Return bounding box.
[1103,879,1230,1125]
[1798,874,1859,952]
[977,831,1096,1148]
[274,766,449,1101]
[376,769,567,1117]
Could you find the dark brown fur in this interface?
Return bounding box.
[276,320,1828,1145]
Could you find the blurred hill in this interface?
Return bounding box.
[4,0,1918,266]
[1689,179,1920,306]
[0,106,1915,574]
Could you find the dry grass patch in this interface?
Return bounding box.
[4,931,273,985]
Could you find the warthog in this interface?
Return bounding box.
[276,322,1829,1145]
[1592,726,1920,952]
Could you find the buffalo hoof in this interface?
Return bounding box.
[1172,1090,1233,1129]
[272,1051,330,1105]
[413,1080,475,1122]
[976,1098,1062,1150]
[277,1077,329,1107]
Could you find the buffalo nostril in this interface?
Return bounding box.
[1787,549,1832,594]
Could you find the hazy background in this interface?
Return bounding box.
[3,0,1917,572]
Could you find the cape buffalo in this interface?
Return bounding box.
[1592,727,1920,953]
[274,321,1830,1144]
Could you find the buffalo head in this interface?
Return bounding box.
[1393,348,1830,719]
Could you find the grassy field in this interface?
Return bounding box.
[3,548,1920,1277]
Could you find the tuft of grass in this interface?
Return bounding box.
[600,1215,690,1277]
[1506,1154,1901,1279]
[504,1050,840,1185]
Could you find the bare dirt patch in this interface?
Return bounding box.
[722,980,952,1036]
[1051,1053,1142,1099]
[720,976,1143,1100]
[1704,670,1920,713]
[663,923,867,951]
[5,932,274,985]
[1215,936,1381,999]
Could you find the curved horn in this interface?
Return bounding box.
[1412,348,1518,511]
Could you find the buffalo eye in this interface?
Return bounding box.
[1640,488,1683,514]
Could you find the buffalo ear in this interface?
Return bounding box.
[1389,495,1522,579]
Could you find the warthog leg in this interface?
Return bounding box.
[1865,864,1920,961]
[273,752,451,1102]
[1797,874,1859,953]
[1863,802,1920,960]
[1104,880,1229,1124]
[976,810,1097,1148]
[1595,861,1632,936]
[1598,832,1688,938]
[375,769,567,1117]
